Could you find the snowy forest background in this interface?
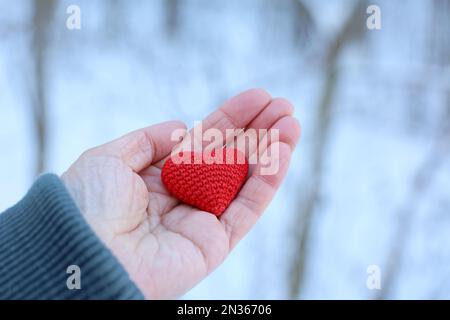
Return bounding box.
[0,0,449,299]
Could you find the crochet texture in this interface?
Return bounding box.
[161,148,249,216]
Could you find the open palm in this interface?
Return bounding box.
[62,89,300,299]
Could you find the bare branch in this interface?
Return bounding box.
[288,0,367,299]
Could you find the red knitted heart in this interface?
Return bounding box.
[161,148,249,216]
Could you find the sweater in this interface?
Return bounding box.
[0,174,144,300]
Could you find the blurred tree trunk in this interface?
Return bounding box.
[165,0,180,37]
[291,0,314,47]
[428,0,450,66]
[288,0,366,299]
[103,0,125,41]
[377,0,450,299]
[31,0,55,176]
[375,124,450,299]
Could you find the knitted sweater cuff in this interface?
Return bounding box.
[0,173,144,300]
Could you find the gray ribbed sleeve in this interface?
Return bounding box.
[0,174,144,300]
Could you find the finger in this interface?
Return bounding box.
[247,97,294,130]
[87,120,187,172]
[154,88,272,168]
[202,88,272,143]
[248,115,301,176]
[227,97,294,159]
[220,116,301,249]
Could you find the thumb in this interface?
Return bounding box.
[89,120,187,172]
